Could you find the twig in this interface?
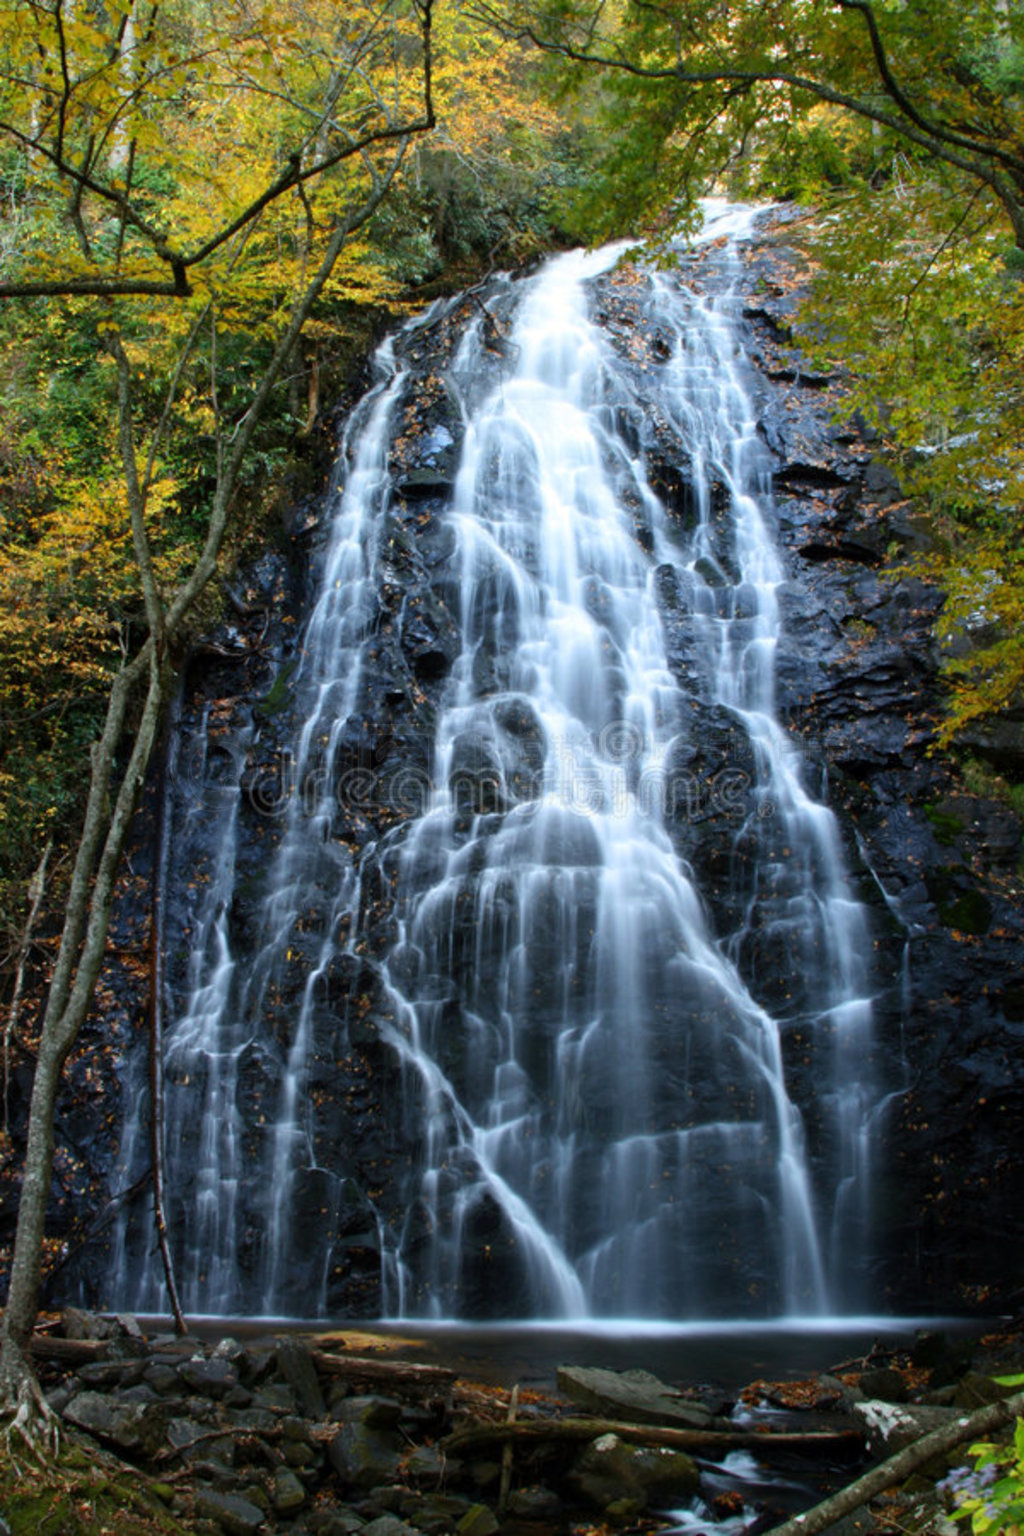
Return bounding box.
[443,1417,864,1458]
[498,1383,519,1514]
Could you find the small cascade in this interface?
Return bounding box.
[112,204,878,1320]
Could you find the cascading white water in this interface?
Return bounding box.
[374,206,872,1318]
[111,329,422,1315]
[111,203,877,1320]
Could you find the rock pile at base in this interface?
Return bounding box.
[16,1310,1024,1536]
[36,1311,711,1535]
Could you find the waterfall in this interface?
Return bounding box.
[111,203,877,1320]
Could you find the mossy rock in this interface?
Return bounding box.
[940,889,993,934]
[924,802,965,846]
[0,1450,189,1536]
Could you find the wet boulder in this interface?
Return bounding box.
[567,1432,699,1510]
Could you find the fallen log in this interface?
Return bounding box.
[29,1334,108,1365]
[311,1350,456,1392]
[443,1415,864,1458]
[763,1388,1024,1536]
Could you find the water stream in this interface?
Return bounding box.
[111,203,877,1321]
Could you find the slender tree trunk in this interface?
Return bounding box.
[763,1390,1024,1536]
[0,661,169,1384]
[0,152,422,1436]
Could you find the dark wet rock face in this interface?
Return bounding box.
[735,228,1024,1312]
[4,211,1024,1322]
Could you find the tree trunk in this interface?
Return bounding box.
[443,1417,865,1457]
[1,661,169,1386]
[763,1389,1024,1536]
[0,145,428,1441]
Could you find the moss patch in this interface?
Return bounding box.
[924,802,965,847]
[0,1443,190,1536]
[940,889,994,935]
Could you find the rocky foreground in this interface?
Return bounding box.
[3,1310,1023,1535]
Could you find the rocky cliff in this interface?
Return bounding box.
[4,206,1022,1321]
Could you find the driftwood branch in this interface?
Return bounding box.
[763,1389,1024,1536]
[28,1334,108,1366]
[311,1351,456,1393]
[443,1416,865,1458]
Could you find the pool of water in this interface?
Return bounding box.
[167,1313,979,1392]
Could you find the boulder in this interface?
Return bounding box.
[506,1485,563,1520]
[360,1519,423,1536]
[556,1365,717,1429]
[329,1421,403,1489]
[334,1394,404,1429]
[272,1469,307,1514]
[177,1357,238,1398]
[455,1505,499,1536]
[193,1488,266,1534]
[853,1399,961,1453]
[62,1391,168,1458]
[275,1339,326,1418]
[568,1432,699,1510]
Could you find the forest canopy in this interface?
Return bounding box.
[0,0,572,941]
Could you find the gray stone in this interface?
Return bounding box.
[507,1485,563,1520]
[62,1307,114,1341]
[77,1360,144,1389]
[283,1439,317,1467]
[272,1468,307,1513]
[367,1487,408,1514]
[853,1399,961,1453]
[276,1338,326,1418]
[455,1505,499,1536]
[568,1432,700,1510]
[168,1415,209,1450]
[46,1385,75,1416]
[226,1407,277,1435]
[193,1488,266,1534]
[62,1390,169,1458]
[329,1421,402,1489]
[402,1444,447,1483]
[413,1494,475,1535]
[253,1380,297,1414]
[178,1358,238,1397]
[117,1383,161,1404]
[335,1395,404,1429]
[556,1365,717,1428]
[212,1337,247,1365]
[144,1363,182,1395]
[859,1367,909,1402]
